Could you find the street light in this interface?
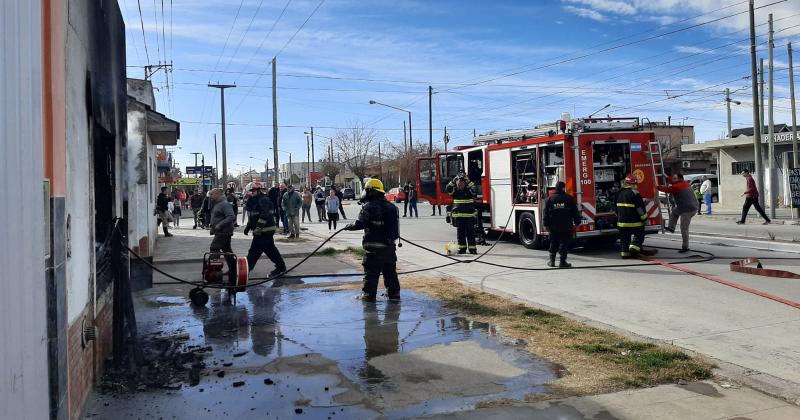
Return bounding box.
[369,99,412,151]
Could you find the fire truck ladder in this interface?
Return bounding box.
[646,139,670,231]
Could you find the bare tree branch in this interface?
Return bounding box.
[333,123,378,183]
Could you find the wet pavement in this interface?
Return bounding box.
[84,274,562,419]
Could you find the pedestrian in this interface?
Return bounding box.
[407,185,419,218]
[615,174,646,258]
[657,173,699,253]
[431,203,442,216]
[281,184,302,238]
[326,189,340,230]
[542,181,581,267]
[402,182,410,217]
[190,189,204,229]
[243,182,286,277]
[279,183,289,234]
[208,188,237,279]
[301,187,313,223]
[334,185,347,219]
[171,196,182,228]
[226,188,240,227]
[445,174,478,254]
[156,186,173,237]
[737,169,771,224]
[344,178,400,302]
[700,176,713,215]
[694,185,703,215]
[314,186,327,222]
[200,191,212,229]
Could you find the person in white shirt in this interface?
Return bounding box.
[699,176,713,215]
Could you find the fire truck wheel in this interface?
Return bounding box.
[189,288,209,307]
[517,212,543,249]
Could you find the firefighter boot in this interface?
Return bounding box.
[558,255,572,269]
[547,253,556,268]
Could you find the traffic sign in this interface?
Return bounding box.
[186,166,214,175]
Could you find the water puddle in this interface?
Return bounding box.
[86,282,563,419]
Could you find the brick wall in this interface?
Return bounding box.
[66,288,114,420]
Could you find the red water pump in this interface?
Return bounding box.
[189,252,249,306]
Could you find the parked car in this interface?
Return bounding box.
[385,187,407,203]
[342,187,356,200]
[658,173,718,204]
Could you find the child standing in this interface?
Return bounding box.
[171,197,182,227]
[325,189,340,231]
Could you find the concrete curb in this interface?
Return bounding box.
[660,232,800,254]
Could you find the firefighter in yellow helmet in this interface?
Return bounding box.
[616,174,648,258]
[445,173,478,254]
[345,178,401,302]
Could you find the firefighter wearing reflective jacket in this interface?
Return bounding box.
[345,178,401,302]
[616,174,647,258]
[243,182,287,277]
[445,175,478,254]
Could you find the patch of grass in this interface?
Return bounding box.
[314,246,365,258]
[402,277,715,398]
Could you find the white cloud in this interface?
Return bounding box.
[565,0,637,15]
[674,45,714,54]
[563,5,607,21]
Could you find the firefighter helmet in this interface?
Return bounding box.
[364,178,385,193]
[246,181,265,191]
[623,174,639,185]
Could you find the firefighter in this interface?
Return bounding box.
[344,178,401,302]
[445,174,478,254]
[542,181,581,268]
[243,181,286,277]
[616,174,647,258]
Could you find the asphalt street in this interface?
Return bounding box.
[309,199,800,399]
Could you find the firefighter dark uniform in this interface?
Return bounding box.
[243,183,286,276]
[542,182,581,268]
[445,176,478,254]
[345,179,400,302]
[616,176,647,258]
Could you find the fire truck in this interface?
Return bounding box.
[416,117,665,249]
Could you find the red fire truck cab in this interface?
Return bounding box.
[416,117,664,249]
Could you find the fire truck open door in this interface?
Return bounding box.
[437,153,463,205]
[416,157,439,204]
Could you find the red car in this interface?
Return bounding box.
[385,187,407,203]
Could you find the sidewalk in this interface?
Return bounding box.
[685,207,800,225]
[153,217,349,263]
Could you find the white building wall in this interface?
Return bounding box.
[0,0,50,418]
[65,0,94,323]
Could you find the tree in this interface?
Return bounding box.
[319,159,339,181]
[333,123,378,183]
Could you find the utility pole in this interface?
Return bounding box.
[310,127,315,173]
[789,42,799,218]
[760,59,765,134]
[789,42,798,169]
[213,134,219,187]
[726,89,733,138]
[144,63,172,80]
[768,13,776,218]
[403,120,408,152]
[748,0,765,208]
[272,57,279,187]
[208,83,235,187]
[289,152,293,186]
[378,142,383,181]
[428,85,433,156]
[443,126,449,152]
[306,134,311,186]
[201,154,206,192]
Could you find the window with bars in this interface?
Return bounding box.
[732,161,755,174]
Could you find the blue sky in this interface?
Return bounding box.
[121,0,800,174]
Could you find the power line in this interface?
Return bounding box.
[235,0,293,81]
[220,0,266,75]
[233,0,326,112]
[443,0,787,91]
[210,0,245,81]
[136,0,151,65]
